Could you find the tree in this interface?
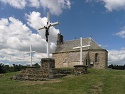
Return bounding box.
[0,63,5,73]
[4,65,10,72]
[33,63,40,68]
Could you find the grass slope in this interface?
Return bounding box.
[0,69,125,94]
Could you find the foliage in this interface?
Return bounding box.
[0,63,5,73]
[0,63,40,73]
[0,69,125,94]
[108,64,125,70]
[32,63,41,68]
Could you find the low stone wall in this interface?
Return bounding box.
[10,67,72,81]
[74,65,88,75]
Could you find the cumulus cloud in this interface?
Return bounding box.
[108,49,125,65]
[86,0,125,12]
[103,0,125,12]
[0,0,27,9]
[0,12,59,65]
[109,27,125,65]
[38,0,71,15]
[115,28,125,38]
[0,0,71,15]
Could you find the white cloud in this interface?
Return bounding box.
[115,29,125,38]
[38,0,71,15]
[0,13,59,65]
[103,0,125,12]
[86,0,125,12]
[28,0,40,8]
[0,0,71,15]
[108,49,125,65]
[0,0,27,9]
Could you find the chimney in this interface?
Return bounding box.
[57,33,63,46]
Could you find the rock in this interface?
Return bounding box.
[0,74,4,78]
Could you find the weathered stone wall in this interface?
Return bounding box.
[63,61,80,68]
[41,58,55,69]
[53,52,68,68]
[89,50,108,69]
[53,51,81,68]
[52,49,108,69]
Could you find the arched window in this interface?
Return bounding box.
[86,59,88,65]
[95,53,99,62]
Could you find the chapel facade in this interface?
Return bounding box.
[52,34,108,69]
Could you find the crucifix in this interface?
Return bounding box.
[38,12,59,58]
[73,37,90,65]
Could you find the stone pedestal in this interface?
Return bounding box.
[41,58,55,69]
[40,58,55,78]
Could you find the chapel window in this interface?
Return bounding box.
[86,59,88,65]
[95,53,99,62]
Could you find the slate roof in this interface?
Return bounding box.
[55,37,103,53]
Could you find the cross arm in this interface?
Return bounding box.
[38,27,45,30]
[25,51,36,54]
[73,46,81,49]
[50,22,59,26]
[31,51,36,53]
[73,45,90,49]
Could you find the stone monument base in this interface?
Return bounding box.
[41,58,55,69]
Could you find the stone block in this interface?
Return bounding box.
[41,58,55,69]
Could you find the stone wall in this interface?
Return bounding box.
[52,49,108,69]
[89,50,108,69]
[53,51,80,68]
[41,58,55,69]
[52,52,68,68]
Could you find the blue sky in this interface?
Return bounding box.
[0,0,125,65]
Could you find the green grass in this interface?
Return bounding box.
[0,69,125,94]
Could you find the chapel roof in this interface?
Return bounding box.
[55,37,104,53]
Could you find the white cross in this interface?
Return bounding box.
[73,37,90,65]
[26,45,35,66]
[38,12,59,58]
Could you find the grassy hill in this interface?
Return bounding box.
[0,68,125,94]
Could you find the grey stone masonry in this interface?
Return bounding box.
[53,50,108,69]
[41,58,55,69]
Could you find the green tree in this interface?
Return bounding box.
[0,63,5,73]
[33,63,40,68]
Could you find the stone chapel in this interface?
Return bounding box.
[52,33,108,69]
